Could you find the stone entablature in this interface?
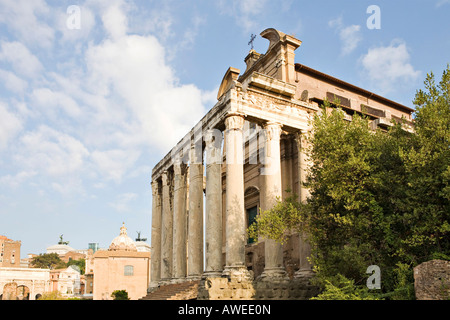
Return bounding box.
[148,28,414,298]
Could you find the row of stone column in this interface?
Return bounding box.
[150,113,310,286]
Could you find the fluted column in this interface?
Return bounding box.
[295,131,314,278]
[187,143,204,280]
[260,122,287,279]
[150,179,162,287]
[172,162,187,281]
[160,171,173,282]
[223,113,250,279]
[203,129,223,278]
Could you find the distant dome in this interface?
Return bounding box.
[109,223,137,252]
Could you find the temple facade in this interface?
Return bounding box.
[149,28,414,299]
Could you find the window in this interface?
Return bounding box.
[247,206,258,244]
[124,265,134,276]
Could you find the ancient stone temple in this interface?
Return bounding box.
[147,28,414,300]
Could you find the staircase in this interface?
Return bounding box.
[140,281,200,300]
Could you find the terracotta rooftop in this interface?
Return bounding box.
[295,63,415,114]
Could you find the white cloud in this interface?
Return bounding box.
[0,102,23,151]
[0,69,28,94]
[101,2,129,39]
[0,171,37,189]
[83,32,207,152]
[217,0,269,33]
[16,125,89,178]
[0,41,43,78]
[91,149,141,184]
[0,0,211,193]
[0,0,54,48]
[109,192,138,212]
[329,17,362,55]
[360,40,421,94]
[436,0,450,7]
[32,88,82,119]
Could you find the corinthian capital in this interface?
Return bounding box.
[151,180,159,196]
[225,113,245,131]
[263,122,282,141]
[162,171,170,186]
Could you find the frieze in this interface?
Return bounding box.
[241,90,314,117]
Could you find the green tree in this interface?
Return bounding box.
[401,65,450,262]
[67,258,86,275]
[111,290,130,300]
[30,253,66,270]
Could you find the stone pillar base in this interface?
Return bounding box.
[202,271,223,279]
[258,267,289,281]
[253,276,320,300]
[186,275,202,281]
[222,266,254,282]
[294,269,315,280]
[170,277,187,284]
[147,282,160,293]
[197,275,256,300]
[159,278,173,286]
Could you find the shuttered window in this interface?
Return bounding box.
[124,265,134,276]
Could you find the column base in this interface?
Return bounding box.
[186,274,202,281]
[170,277,187,284]
[158,278,173,286]
[258,267,289,282]
[202,271,223,279]
[294,269,315,280]
[147,281,160,293]
[222,266,254,282]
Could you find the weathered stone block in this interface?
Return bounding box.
[414,260,450,300]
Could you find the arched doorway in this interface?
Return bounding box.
[2,282,17,300]
[16,285,30,300]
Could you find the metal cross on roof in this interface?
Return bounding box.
[248,33,256,50]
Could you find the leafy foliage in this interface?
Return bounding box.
[30,254,85,274]
[68,259,86,275]
[30,253,67,269]
[311,274,380,300]
[111,290,130,300]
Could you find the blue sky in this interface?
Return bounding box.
[1,0,449,258]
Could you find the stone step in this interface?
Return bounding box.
[140,281,200,300]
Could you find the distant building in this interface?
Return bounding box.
[0,267,51,300]
[93,223,151,300]
[50,266,81,297]
[135,233,151,253]
[0,235,88,300]
[46,243,75,256]
[45,236,89,263]
[88,243,100,254]
[0,235,21,268]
